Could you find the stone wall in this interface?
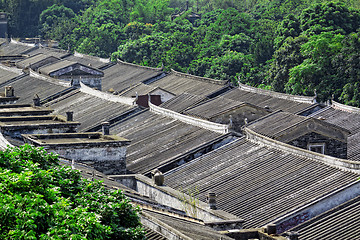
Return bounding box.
[288,132,347,159]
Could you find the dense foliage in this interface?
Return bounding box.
[0,144,144,239]
[1,0,360,106]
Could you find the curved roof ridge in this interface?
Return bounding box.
[73,51,110,63]
[238,82,315,104]
[332,101,360,114]
[117,59,163,71]
[170,69,228,86]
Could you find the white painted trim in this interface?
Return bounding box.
[332,101,360,114]
[74,51,110,63]
[0,132,13,150]
[149,101,229,134]
[10,38,35,47]
[238,83,315,104]
[79,82,137,106]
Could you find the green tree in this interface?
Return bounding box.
[0,144,144,240]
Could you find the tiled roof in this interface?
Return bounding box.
[0,75,69,104]
[0,67,21,84]
[289,195,360,240]
[160,93,207,113]
[101,61,163,93]
[119,82,158,97]
[310,106,360,161]
[15,53,60,69]
[0,41,35,56]
[63,54,111,69]
[24,46,71,58]
[45,90,137,131]
[184,97,247,120]
[109,110,226,174]
[148,70,228,96]
[222,88,318,114]
[165,138,359,228]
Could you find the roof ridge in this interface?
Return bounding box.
[73,51,110,63]
[332,100,360,114]
[238,82,315,104]
[170,69,228,86]
[117,59,163,71]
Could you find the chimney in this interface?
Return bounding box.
[152,169,164,186]
[33,95,41,106]
[267,224,277,235]
[102,122,110,135]
[207,192,217,210]
[66,111,73,121]
[5,86,14,97]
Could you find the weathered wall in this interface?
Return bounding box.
[47,145,127,175]
[114,174,238,222]
[288,132,347,159]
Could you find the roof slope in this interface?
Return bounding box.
[46,90,137,131]
[160,93,207,113]
[310,106,360,161]
[63,54,111,69]
[0,42,34,56]
[222,88,317,114]
[149,70,227,96]
[25,46,71,58]
[102,61,163,93]
[184,97,247,120]
[165,138,358,228]
[289,195,360,240]
[0,75,69,104]
[109,110,224,174]
[0,67,21,84]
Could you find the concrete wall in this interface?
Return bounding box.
[47,145,127,175]
[113,174,238,222]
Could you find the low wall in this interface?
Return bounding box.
[112,174,238,222]
[80,82,136,106]
[149,102,229,134]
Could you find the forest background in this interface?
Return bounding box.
[1,0,360,106]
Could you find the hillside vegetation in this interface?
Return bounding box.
[1,0,360,106]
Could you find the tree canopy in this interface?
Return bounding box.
[0,144,144,239]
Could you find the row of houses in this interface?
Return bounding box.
[0,38,359,240]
